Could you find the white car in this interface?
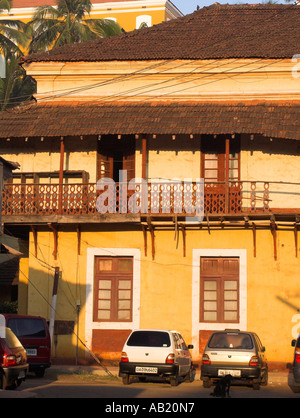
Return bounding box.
[119,329,194,386]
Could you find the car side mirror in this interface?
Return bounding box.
[261,346,265,352]
[188,345,194,349]
[292,339,296,347]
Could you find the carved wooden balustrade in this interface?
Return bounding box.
[1,181,276,218]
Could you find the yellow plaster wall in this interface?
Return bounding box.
[27,225,300,367]
[2,2,179,29]
[25,60,299,103]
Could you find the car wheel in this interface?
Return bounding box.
[252,379,260,390]
[170,376,179,386]
[35,368,45,378]
[261,368,268,386]
[0,373,7,390]
[122,374,131,385]
[185,366,194,383]
[203,378,212,388]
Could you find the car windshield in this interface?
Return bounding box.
[208,332,254,349]
[7,318,46,338]
[1,327,23,349]
[127,331,171,347]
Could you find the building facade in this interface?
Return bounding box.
[1,0,183,30]
[0,4,300,370]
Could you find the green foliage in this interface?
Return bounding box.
[0,54,36,111]
[28,0,122,53]
[0,301,18,313]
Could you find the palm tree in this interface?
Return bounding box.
[29,0,122,53]
[0,0,34,111]
[0,0,29,56]
[0,54,35,110]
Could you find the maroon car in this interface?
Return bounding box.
[3,314,51,377]
[0,327,28,390]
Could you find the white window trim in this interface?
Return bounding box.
[85,248,141,351]
[192,249,247,355]
[136,14,152,29]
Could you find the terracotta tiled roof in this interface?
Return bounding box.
[21,4,300,63]
[0,101,299,140]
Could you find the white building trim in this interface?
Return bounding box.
[192,248,247,356]
[85,247,141,352]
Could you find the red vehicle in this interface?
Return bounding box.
[3,314,51,377]
[0,327,28,390]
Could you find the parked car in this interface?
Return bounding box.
[3,314,51,377]
[200,329,268,390]
[291,334,300,383]
[119,329,194,386]
[0,326,28,390]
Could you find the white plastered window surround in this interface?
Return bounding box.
[192,249,247,355]
[85,248,141,350]
[136,14,152,29]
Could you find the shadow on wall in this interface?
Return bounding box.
[27,266,94,364]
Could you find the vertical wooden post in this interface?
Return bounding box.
[271,221,277,261]
[31,226,38,257]
[59,137,64,214]
[225,137,230,214]
[252,223,256,258]
[142,136,147,180]
[294,223,298,258]
[142,224,147,257]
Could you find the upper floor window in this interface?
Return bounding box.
[136,15,152,29]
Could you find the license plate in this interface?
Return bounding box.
[135,366,158,374]
[26,348,37,356]
[218,369,241,377]
[18,370,26,379]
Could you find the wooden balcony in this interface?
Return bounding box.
[2,181,300,224]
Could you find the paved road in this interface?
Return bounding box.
[2,368,300,399]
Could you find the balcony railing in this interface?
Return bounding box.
[2,181,300,217]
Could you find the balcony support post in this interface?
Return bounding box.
[148,222,155,260]
[252,223,256,258]
[181,225,186,257]
[271,217,277,261]
[225,137,230,214]
[142,136,147,180]
[142,224,147,257]
[59,137,64,214]
[294,220,299,258]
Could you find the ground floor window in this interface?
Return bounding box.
[93,256,133,322]
[200,257,239,323]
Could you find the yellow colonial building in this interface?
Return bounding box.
[1,0,183,30]
[0,4,300,372]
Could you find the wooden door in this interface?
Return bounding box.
[201,135,241,213]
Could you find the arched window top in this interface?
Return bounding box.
[136,15,152,29]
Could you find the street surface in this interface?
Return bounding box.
[3,368,300,399]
